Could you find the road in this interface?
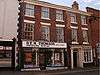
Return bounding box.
[0,69,99,75]
[51,69,99,75]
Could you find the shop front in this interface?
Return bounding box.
[0,39,16,70]
[22,41,67,70]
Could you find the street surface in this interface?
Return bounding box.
[51,69,99,75]
[0,69,99,75]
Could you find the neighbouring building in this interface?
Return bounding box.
[0,0,18,40]
[86,7,100,65]
[17,0,93,70]
[0,0,18,68]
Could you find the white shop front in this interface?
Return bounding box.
[22,40,67,69]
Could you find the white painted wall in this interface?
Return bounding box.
[0,0,18,40]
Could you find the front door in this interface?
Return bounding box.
[73,51,77,68]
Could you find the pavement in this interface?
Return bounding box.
[34,66,99,75]
[0,66,99,75]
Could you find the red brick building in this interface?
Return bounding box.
[86,7,100,65]
[17,0,93,70]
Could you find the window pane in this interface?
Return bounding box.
[23,23,34,40]
[84,49,92,62]
[25,4,34,16]
[70,13,77,23]
[83,30,88,42]
[72,29,77,42]
[41,26,50,41]
[56,27,64,42]
[41,7,49,18]
[56,10,63,21]
[81,16,86,25]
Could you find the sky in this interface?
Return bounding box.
[39,0,100,11]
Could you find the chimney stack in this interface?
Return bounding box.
[72,1,79,10]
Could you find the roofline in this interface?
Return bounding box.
[86,7,100,11]
[22,0,91,16]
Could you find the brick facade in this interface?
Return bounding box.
[87,7,100,48]
[86,7,100,65]
[17,1,93,69]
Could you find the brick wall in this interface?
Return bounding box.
[86,7,100,48]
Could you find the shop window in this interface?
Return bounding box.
[25,4,34,17]
[56,10,63,21]
[0,46,12,58]
[56,27,64,42]
[24,53,32,63]
[41,7,49,19]
[41,26,50,41]
[55,53,60,60]
[32,52,36,65]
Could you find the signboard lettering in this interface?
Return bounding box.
[22,41,67,48]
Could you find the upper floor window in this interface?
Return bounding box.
[56,10,63,21]
[70,13,77,23]
[41,26,50,41]
[81,16,87,25]
[71,29,77,42]
[56,27,64,42]
[25,4,34,16]
[24,23,34,32]
[41,7,49,19]
[83,30,88,43]
[23,23,34,40]
[24,32,33,40]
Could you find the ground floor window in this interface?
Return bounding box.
[24,51,36,68]
[55,53,60,60]
[84,49,92,63]
[23,48,66,68]
[38,49,52,67]
[0,46,12,67]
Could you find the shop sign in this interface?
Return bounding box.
[22,41,39,47]
[0,46,3,50]
[6,47,12,50]
[22,41,67,48]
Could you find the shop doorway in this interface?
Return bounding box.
[39,49,52,67]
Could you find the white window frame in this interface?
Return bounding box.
[71,28,78,44]
[56,10,63,21]
[56,27,64,43]
[81,16,87,25]
[84,49,93,63]
[25,4,34,17]
[24,23,34,32]
[24,23,34,40]
[41,7,49,19]
[41,26,50,41]
[70,13,77,24]
[82,30,89,44]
